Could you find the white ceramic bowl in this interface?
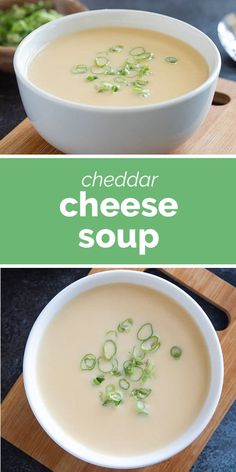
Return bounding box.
[14,9,221,154]
[23,270,224,469]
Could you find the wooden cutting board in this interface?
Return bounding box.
[0,78,236,154]
[2,268,236,472]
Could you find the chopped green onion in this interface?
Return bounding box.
[103,339,117,360]
[135,52,155,62]
[137,323,153,341]
[117,65,130,76]
[136,400,149,415]
[119,378,130,390]
[123,360,143,381]
[93,374,105,385]
[126,57,138,69]
[131,388,152,400]
[114,77,129,85]
[123,359,134,376]
[86,75,98,81]
[129,366,143,382]
[141,360,154,383]
[137,65,151,77]
[97,356,114,373]
[96,81,113,93]
[133,88,150,97]
[90,66,108,75]
[165,56,178,64]
[170,346,182,359]
[141,335,161,352]
[112,84,120,93]
[104,66,117,75]
[80,353,96,370]
[95,55,110,67]
[0,1,62,47]
[109,45,124,53]
[132,79,149,87]
[126,70,137,78]
[110,357,121,376]
[132,346,146,364]
[71,64,88,74]
[117,318,133,333]
[100,384,123,406]
[129,46,146,56]
[106,383,115,393]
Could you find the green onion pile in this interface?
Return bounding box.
[0,1,61,47]
[71,44,178,98]
[80,319,182,415]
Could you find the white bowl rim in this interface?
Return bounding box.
[23,269,224,469]
[14,9,221,113]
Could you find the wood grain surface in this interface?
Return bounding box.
[2,268,236,472]
[0,78,235,154]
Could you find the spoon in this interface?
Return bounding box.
[218,12,236,62]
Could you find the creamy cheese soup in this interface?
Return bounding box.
[37,283,210,456]
[28,27,209,106]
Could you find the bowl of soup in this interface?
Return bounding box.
[23,270,223,468]
[14,9,221,153]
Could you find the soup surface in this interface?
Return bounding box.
[29,27,209,106]
[37,283,210,456]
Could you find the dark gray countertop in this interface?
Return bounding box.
[1,268,236,471]
[0,0,236,139]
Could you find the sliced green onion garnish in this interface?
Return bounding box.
[71,64,88,74]
[141,360,154,383]
[129,46,146,56]
[123,359,134,376]
[96,81,113,93]
[132,345,146,362]
[141,335,161,352]
[90,66,108,75]
[126,70,137,78]
[119,378,130,390]
[103,339,117,360]
[137,65,151,77]
[86,75,98,81]
[109,45,124,53]
[136,400,149,415]
[132,79,149,87]
[100,385,123,406]
[123,359,143,381]
[165,56,178,63]
[112,84,120,93]
[117,65,130,76]
[117,318,133,333]
[137,323,153,341]
[170,346,182,359]
[72,45,157,99]
[135,52,154,62]
[129,366,143,382]
[114,77,129,85]
[111,359,121,377]
[126,57,138,68]
[95,55,110,67]
[131,388,152,400]
[93,374,105,385]
[97,356,113,373]
[134,88,150,97]
[112,357,118,370]
[104,66,118,75]
[80,353,96,370]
